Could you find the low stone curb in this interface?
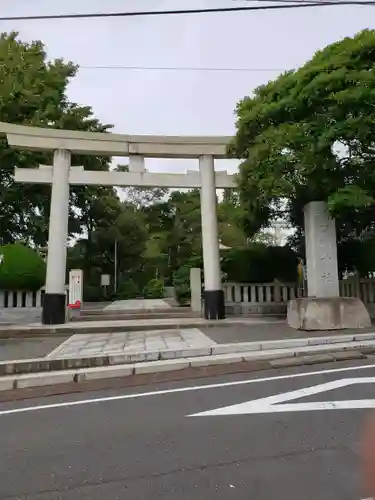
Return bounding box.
[0,337,374,393]
[1,332,375,376]
[269,351,365,368]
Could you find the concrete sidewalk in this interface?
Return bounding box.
[1,321,375,363]
[0,321,278,362]
[0,323,275,361]
[202,322,375,343]
[0,325,374,370]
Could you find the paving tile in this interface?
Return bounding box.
[69,340,89,346]
[160,347,212,359]
[80,349,104,355]
[104,346,126,352]
[108,343,128,349]
[145,339,166,350]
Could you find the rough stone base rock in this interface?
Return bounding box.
[287,297,371,331]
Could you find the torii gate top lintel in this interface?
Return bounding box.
[0,121,232,159]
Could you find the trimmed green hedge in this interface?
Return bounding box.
[172,246,299,305]
[0,243,46,291]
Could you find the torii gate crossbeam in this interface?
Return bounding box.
[0,122,233,325]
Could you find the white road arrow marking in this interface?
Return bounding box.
[189,377,375,416]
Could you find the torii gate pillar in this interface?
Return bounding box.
[42,149,71,324]
[199,155,225,319]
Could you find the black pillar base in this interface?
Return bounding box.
[42,293,66,325]
[204,290,225,320]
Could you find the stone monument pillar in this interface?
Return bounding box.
[304,201,340,298]
[287,201,371,330]
[190,268,202,314]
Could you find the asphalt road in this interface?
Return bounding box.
[1,360,375,499]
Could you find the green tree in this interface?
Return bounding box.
[230,29,375,243]
[68,198,149,300]
[89,202,148,278]
[115,164,169,209]
[141,188,248,283]
[140,189,203,283]
[218,189,247,247]
[0,31,114,246]
[221,244,298,283]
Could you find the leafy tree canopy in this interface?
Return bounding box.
[0,31,114,246]
[230,29,375,240]
[0,31,288,297]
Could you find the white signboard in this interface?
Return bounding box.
[189,377,375,417]
[68,269,83,307]
[101,274,110,287]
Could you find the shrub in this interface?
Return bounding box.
[142,278,164,299]
[0,243,46,291]
[142,278,165,299]
[174,282,191,305]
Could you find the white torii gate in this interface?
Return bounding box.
[0,122,233,325]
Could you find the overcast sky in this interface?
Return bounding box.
[2,0,373,173]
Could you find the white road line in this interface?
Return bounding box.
[190,378,375,416]
[1,361,375,417]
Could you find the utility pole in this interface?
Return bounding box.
[114,238,118,293]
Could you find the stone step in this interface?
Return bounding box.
[73,309,200,322]
[79,307,190,316]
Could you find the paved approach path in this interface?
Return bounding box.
[0,359,374,499]
[103,298,173,311]
[46,328,215,359]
